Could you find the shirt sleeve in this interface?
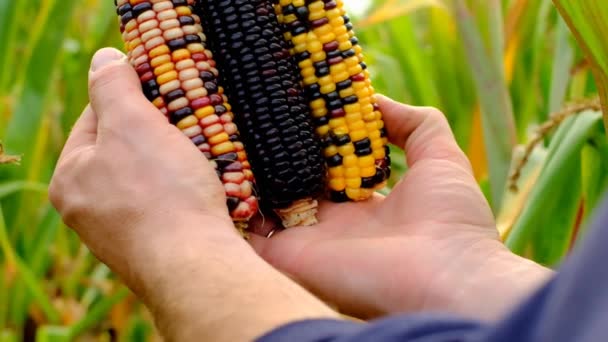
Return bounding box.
[257,197,608,342]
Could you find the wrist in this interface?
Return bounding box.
[123,215,339,341]
[424,239,553,321]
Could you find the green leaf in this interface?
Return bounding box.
[68,287,130,340]
[3,0,77,171]
[554,0,608,129]
[506,111,604,266]
[35,326,71,342]
[0,181,47,199]
[452,0,517,210]
[0,205,61,324]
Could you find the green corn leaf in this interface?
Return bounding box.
[507,110,604,266]
[35,326,71,342]
[0,181,47,199]
[548,17,575,113]
[68,287,130,340]
[0,330,18,342]
[0,205,61,324]
[3,0,77,170]
[452,0,517,210]
[554,0,608,129]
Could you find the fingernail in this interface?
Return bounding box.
[90,48,126,72]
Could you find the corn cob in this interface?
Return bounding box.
[194,0,326,227]
[114,0,259,230]
[274,0,391,202]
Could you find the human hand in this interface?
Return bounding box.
[250,96,552,321]
[49,48,337,341]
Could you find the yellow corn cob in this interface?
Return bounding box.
[275,0,391,202]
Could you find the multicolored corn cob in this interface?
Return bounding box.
[195,0,326,227]
[114,0,259,230]
[274,0,391,202]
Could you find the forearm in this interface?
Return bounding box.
[130,218,339,341]
[424,240,553,321]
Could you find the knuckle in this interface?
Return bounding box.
[424,107,448,124]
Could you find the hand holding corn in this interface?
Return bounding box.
[114,0,391,230]
[49,58,550,339]
[49,48,338,341]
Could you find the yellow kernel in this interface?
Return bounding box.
[177,115,198,130]
[313,107,328,118]
[152,97,165,108]
[151,54,171,68]
[329,166,344,178]
[316,125,330,136]
[373,149,386,160]
[338,144,355,156]
[346,178,362,189]
[359,156,375,168]
[172,49,191,62]
[333,71,350,83]
[343,155,358,168]
[149,45,169,58]
[209,132,230,145]
[346,188,361,201]
[349,120,366,131]
[345,103,361,113]
[320,83,336,94]
[329,118,347,129]
[346,113,363,124]
[371,139,384,150]
[154,62,175,76]
[310,98,326,110]
[361,167,377,178]
[311,51,326,62]
[344,167,360,178]
[157,70,178,85]
[195,106,215,119]
[211,142,236,155]
[329,178,346,191]
[350,129,368,142]
[339,88,355,98]
[360,189,375,199]
[324,146,339,158]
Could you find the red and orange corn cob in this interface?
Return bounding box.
[115,0,258,229]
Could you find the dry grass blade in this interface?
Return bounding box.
[0,143,20,165]
[508,97,602,191]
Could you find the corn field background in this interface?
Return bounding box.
[1,0,607,340]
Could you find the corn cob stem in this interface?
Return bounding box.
[275,0,391,202]
[115,0,259,229]
[195,0,325,227]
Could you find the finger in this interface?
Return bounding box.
[58,105,98,163]
[88,48,165,134]
[377,94,472,172]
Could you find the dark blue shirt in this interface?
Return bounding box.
[258,198,608,342]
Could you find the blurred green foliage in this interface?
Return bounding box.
[0,0,607,339]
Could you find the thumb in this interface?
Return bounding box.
[88,48,165,132]
[377,95,472,172]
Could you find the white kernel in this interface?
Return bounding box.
[182,125,202,138]
[175,59,195,71]
[168,97,189,112]
[144,36,165,51]
[186,88,207,100]
[163,27,184,41]
[182,78,203,91]
[159,18,180,31]
[159,79,180,95]
[141,28,161,43]
[138,18,158,33]
[157,9,178,21]
[137,10,156,24]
